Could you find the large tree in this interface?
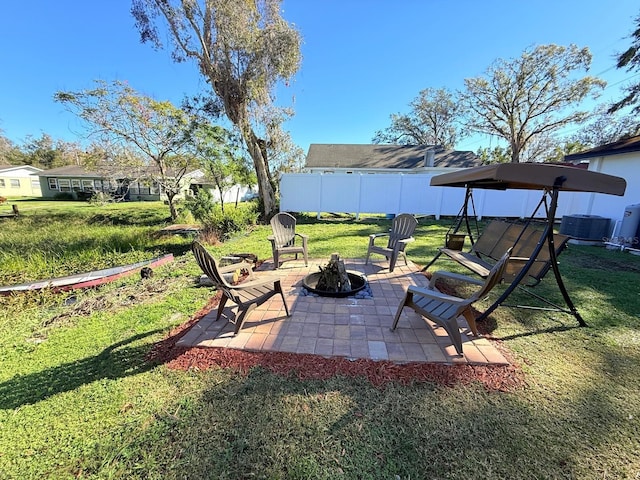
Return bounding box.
[55,80,198,220]
[460,44,606,163]
[574,104,639,146]
[0,130,25,165]
[608,11,640,125]
[373,88,464,147]
[131,0,301,219]
[21,134,84,169]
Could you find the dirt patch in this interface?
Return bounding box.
[39,275,182,333]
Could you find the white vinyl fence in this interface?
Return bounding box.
[279,172,605,220]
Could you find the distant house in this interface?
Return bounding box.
[190,178,258,204]
[304,144,481,174]
[0,164,43,197]
[564,135,640,222]
[38,165,201,201]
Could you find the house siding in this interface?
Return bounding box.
[38,174,164,201]
[586,151,640,222]
[0,167,43,198]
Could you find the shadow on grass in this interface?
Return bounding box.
[95,364,634,479]
[0,329,169,410]
[489,323,579,341]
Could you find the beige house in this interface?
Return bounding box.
[0,164,43,198]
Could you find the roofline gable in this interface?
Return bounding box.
[565,135,640,161]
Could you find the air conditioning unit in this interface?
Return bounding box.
[560,215,611,241]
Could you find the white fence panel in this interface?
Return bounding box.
[434,187,469,217]
[279,172,612,220]
[359,174,402,214]
[397,174,435,214]
[318,174,361,213]
[280,174,322,212]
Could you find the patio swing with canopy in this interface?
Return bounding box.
[424,163,627,327]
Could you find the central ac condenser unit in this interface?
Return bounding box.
[559,215,611,241]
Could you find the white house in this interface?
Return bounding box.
[565,135,640,225]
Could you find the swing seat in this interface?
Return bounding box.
[437,220,570,286]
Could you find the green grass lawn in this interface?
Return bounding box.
[1,200,639,479]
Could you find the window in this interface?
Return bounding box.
[48,178,58,190]
[137,180,152,195]
[58,179,71,192]
[10,179,20,188]
[82,180,95,191]
[31,179,40,189]
[0,179,5,188]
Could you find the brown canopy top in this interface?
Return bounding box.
[430,163,626,196]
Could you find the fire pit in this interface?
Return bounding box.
[303,270,367,297]
[302,253,368,298]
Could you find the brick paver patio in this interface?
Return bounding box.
[177,257,510,365]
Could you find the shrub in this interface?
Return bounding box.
[201,201,259,242]
[53,192,75,201]
[89,192,116,205]
[182,189,215,223]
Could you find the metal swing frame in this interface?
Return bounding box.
[424,163,627,327]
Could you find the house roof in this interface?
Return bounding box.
[39,164,199,178]
[564,135,640,161]
[305,144,480,170]
[0,164,43,173]
[39,165,101,177]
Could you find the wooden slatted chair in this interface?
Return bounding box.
[391,249,512,355]
[268,212,309,269]
[366,213,418,272]
[192,241,290,335]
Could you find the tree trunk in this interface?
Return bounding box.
[166,192,178,221]
[213,86,277,219]
[510,140,521,163]
[217,186,225,213]
[244,126,277,219]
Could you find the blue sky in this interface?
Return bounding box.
[1,0,638,156]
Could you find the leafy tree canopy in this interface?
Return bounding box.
[461,44,606,163]
[373,88,464,148]
[573,104,639,147]
[131,0,301,219]
[55,80,202,220]
[609,11,640,122]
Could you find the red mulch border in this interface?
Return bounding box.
[146,290,526,393]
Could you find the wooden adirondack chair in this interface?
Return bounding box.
[391,249,512,355]
[366,213,418,272]
[192,241,290,335]
[268,212,309,268]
